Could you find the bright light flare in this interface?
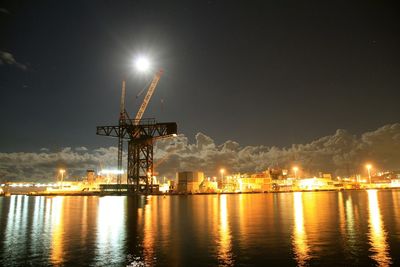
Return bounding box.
[366,164,372,170]
[98,169,124,175]
[134,56,150,72]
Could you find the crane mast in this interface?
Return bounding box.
[97,67,177,194]
[134,69,163,125]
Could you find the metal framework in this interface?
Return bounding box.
[134,70,163,123]
[97,118,177,193]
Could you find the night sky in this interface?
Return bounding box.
[1,0,399,153]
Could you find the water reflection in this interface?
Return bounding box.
[392,190,400,237]
[367,190,392,266]
[31,197,45,255]
[292,192,310,266]
[50,197,64,265]
[0,192,399,266]
[142,196,156,265]
[344,194,360,257]
[338,192,345,234]
[96,196,126,265]
[4,196,31,263]
[218,195,234,266]
[80,197,88,247]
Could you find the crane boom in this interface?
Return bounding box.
[134,69,163,125]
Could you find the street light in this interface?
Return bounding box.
[220,168,225,187]
[59,169,65,189]
[293,166,299,179]
[366,164,372,184]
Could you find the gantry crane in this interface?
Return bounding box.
[96,69,177,193]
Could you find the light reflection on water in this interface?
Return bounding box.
[0,191,399,266]
[50,196,64,265]
[96,196,126,265]
[292,192,310,266]
[218,194,234,266]
[142,196,155,265]
[344,193,360,259]
[392,190,400,239]
[367,190,392,266]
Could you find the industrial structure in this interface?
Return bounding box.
[177,171,205,193]
[96,69,177,194]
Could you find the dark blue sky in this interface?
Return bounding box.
[0,0,399,152]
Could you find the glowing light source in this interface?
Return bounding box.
[59,169,65,189]
[98,169,124,175]
[293,166,299,179]
[134,56,150,72]
[366,164,372,184]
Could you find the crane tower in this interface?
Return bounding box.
[96,69,177,193]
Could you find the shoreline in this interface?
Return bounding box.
[2,187,399,197]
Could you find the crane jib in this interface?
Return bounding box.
[134,69,163,125]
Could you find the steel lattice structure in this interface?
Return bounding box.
[97,118,177,193]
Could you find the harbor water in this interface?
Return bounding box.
[0,190,399,266]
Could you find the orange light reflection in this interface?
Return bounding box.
[96,196,125,264]
[50,197,64,265]
[143,196,156,265]
[338,192,345,234]
[367,190,392,266]
[292,192,310,266]
[218,195,234,266]
[392,191,400,237]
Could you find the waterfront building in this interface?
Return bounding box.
[238,172,272,192]
[199,179,218,193]
[296,177,335,191]
[177,171,204,193]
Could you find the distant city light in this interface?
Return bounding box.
[293,166,299,178]
[366,164,373,184]
[98,169,124,175]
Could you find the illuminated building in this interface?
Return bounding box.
[177,171,205,193]
[238,172,272,192]
[199,179,218,193]
[296,178,335,191]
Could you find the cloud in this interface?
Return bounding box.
[75,146,88,152]
[153,124,400,178]
[0,51,28,70]
[0,147,119,182]
[1,124,400,182]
